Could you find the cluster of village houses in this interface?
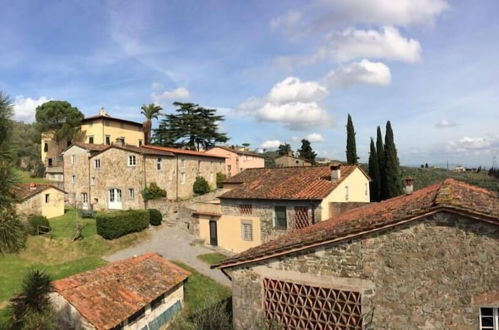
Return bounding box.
[12,109,499,329]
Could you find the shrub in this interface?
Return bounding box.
[28,215,50,236]
[216,172,227,188]
[78,209,96,218]
[148,209,162,226]
[96,210,149,239]
[141,182,167,201]
[193,176,210,195]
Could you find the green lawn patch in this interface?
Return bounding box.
[170,261,230,314]
[14,169,49,184]
[197,253,228,266]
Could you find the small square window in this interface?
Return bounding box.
[45,194,50,203]
[345,186,349,201]
[94,159,101,169]
[72,175,76,184]
[241,220,253,241]
[239,204,252,215]
[180,172,186,184]
[48,158,53,167]
[157,158,162,170]
[88,136,94,144]
[139,139,143,147]
[105,135,111,145]
[274,206,287,229]
[91,177,96,185]
[128,155,136,166]
[129,188,135,200]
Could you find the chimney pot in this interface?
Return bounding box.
[330,162,341,182]
[404,176,414,194]
[29,183,37,191]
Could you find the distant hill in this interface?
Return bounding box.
[401,167,499,192]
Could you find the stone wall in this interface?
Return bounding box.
[63,147,91,206]
[229,212,499,329]
[221,199,322,243]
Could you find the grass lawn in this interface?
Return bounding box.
[14,169,49,184]
[196,253,228,266]
[0,208,148,313]
[170,261,231,314]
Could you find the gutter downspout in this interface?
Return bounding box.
[176,155,179,201]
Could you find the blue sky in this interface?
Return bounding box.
[1,0,498,167]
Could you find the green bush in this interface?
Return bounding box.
[193,176,210,195]
[28,215,50,236]
[216,172,227,188]
[78,209,96,218]
[148,209,162,226]
[141,182,167,201]
[96,210,149,239]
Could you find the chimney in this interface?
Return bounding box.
[404,177,414,194]
[287,150,293,157]
[29,183,37,191]
[99,107,108,117]
[330,162,341,182]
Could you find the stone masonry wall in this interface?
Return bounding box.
[230,212,499,329]
[63,148,90,207]
[221,199,322,243]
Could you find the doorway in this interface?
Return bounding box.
[209,220,218,246]
[108,188,122,209]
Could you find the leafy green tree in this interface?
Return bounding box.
[35,100,84,142]
[368,138,381,202]
[383,121,402,198]
[376,126,386,199]
[153,102,228,151]
[141,103,163,145]
[0,92,27,254]
[9,269,55,329]
[10,121,43,175]
[298,139,317,164]
[193,176,210,195]
[346,114,358,164]
[278,143,292,156]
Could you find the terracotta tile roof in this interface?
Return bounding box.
[209,146,265,158]
[53,253,190,330]
[219,165,365,200]
[71,142,109,152]
[142,145,226,159]
[216,179,499,269]
[82,115,143,127]
[13,183,66,201]
[87,144,175,158]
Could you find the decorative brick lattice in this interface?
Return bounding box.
[294,207,310,229]
[239,204,253,214]
[263,278,362,329]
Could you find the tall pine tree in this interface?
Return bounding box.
[376,126,386,199]
[383,121,402,198]
[298,139,317,164]
[346,114,358,164]
[368,138,381,202]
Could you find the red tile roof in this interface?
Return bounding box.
[82,115,143,127]
[71,142,109,152]
[85,144,175,158]
[142,145,226,159]
[219,165,367,200]
[215,179,499,270]
[53,253,190,330]
[12,183,66,201]
[208,146,265,158]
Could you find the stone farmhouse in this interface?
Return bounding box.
[41,108,144,182]
[63,142,225,210]
[13,183,65,219]
[274,154,312,167]
[194,163,370,253]
[214,179,499,329]
[51,253,190,330]
[205,146,265,177]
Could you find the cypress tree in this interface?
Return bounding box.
[368,138,381,202]
[346,114,358,164]
[383,121,402,198]
[376,126,386,199]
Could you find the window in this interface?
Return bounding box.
[71,155,75,164]
[180,159,185,168]
[139,139,143,147]
[48,158,53,167]
[105,135,111,145]
[127,307,145,325]
[480,307,499,330]
[81,193,88,204]
[157,158,162,170]
[88,136,94,144]
[91,177,96,185]
[128,155,136,166]
[294,206,310,229]
[45,194,50,203]
[180,172,186,184]
[274,206,287,229]
[129,188,135,200]
[43,142,48,152]
[345,185,349,201]
[239,204,252,215]
[94,159,101,169]
[151,294,165,310]
[72,175,76,184]
[241,220,253,241]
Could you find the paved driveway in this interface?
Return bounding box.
[105,226,232,287]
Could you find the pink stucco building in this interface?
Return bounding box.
[206,146,265,176]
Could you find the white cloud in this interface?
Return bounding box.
[447,136,499,153]
[271,10,302,30]
[325,26,421,63]
[13,96,50,122]
[317,0,449,27]
[326,59,391,87]
[151,87,190,105]
[435,119,457,128]
[151,82,164,91]
[306,133,325,142]
[238,77,331,130]
[260,140,282,149]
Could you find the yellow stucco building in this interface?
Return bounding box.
[195,163,371,253]
[14,183,66,219]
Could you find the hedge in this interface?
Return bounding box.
[28,215,50,236]
[96,210,149,239]
[193,176,210,195]
[148,209,162,226]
